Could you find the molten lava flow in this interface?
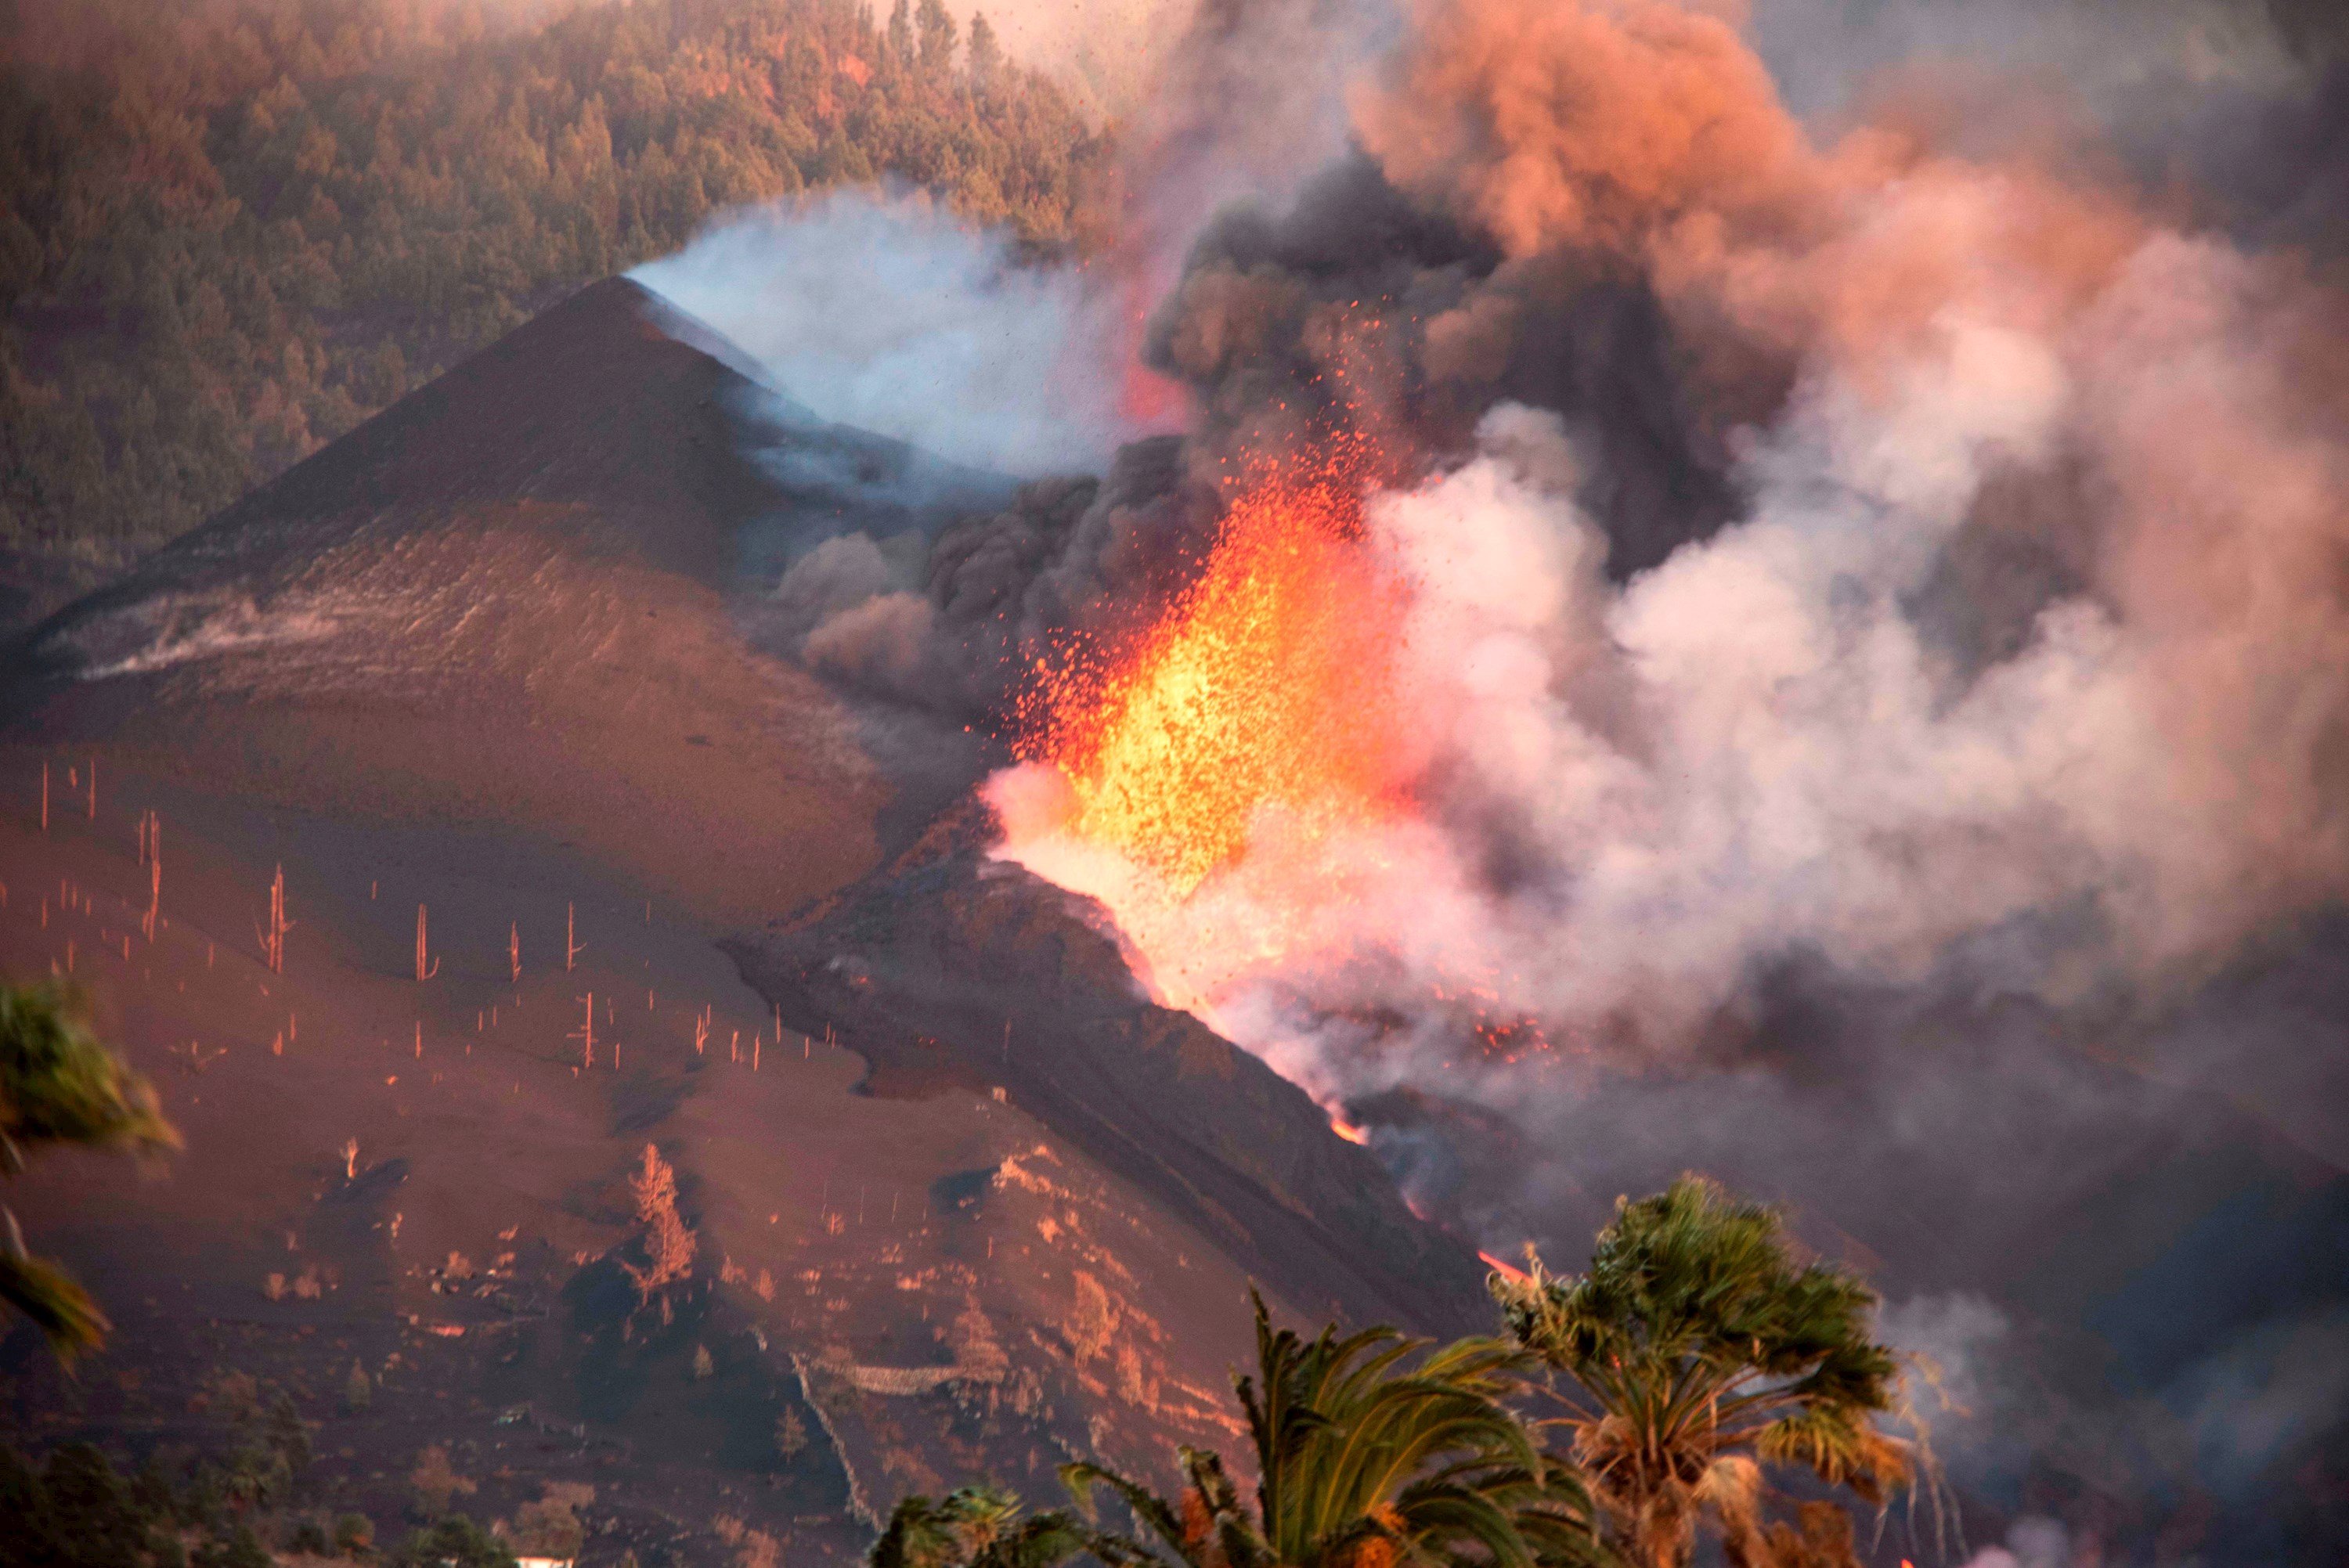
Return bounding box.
[1019,458,1412,899]
[991,446,1554,1151]
[1478,1249,1534,1286]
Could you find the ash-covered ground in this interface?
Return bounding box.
[0,279,1474,1562]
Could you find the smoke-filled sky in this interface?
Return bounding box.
[969,0,2349,1121]
[944,0,1198,120]
[637,0,2349,1557]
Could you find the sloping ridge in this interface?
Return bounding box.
[18,276,1012,687]
[2,273,1492,1339]
[20,277,767,680]
[729,801,1496,1338]
[1,278,891,923]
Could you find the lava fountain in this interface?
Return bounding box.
[989,447,1431,1027]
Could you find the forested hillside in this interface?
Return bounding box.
[0,0,1110,590]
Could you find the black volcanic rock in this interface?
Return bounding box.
[727,802,1496,1338]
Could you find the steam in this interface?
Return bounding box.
[993,0,2349,1087]
[936,0,1198,120]
[1963,1519,2077,1568]
[2178,1305,2349,1496]
[629,0,2349,1550]
[633,190,1153,477]
[1748,0,2318,124]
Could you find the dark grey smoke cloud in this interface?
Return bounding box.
[1748,0,2349,253]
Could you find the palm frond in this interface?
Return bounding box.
[1754,1413,1913,1505]
[871,1486,1140,1568]
[1496,1177,1917,1568]
[0,982,180,1162]
[1691,1456,1765,1565]
[0,1246,109,1368]
[1061,1458,1200,1563]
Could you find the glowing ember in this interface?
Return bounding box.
[1018,456,1411,898]
[1478,1249,1534,1285]
[990,441,1529,1084]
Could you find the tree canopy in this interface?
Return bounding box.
[867,1181,1925,1568]
[1492,1177,1913,1568]
[876,1290,1607,1568]
[0,0,1110,579]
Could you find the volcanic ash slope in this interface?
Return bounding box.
[0,278,1483,1559]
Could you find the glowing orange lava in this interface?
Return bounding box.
[1478,1249,1534,1285]
[1020,456,1412,896]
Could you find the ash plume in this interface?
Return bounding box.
[631,0,2349,1553]
[933,0,1196,121]
[972,3,2349,1549]
[984,0,2349,1063]
[711,0,2349,1087]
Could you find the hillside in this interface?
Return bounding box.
[0,274,1485,1560]
[0,0,1110,609]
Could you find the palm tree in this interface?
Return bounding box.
[1,981,179,1364]
[869,1292,1604,1568]
[1070,1292,1600,1568]
[1490,1177,1911,1568]
[871,1486,1120,1568]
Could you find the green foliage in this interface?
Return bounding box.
[19,1444,152,1568]
[334,1512,377,1554]
[1066,1292,1601,1568]
[870,1184,1913,1568]
[509,1481,595,1556]
[217,1441,294,1514]
[343,1358,373,1411]
[1492,1176,1912,1568]
[390,1514,521,1568]
[409,1442,476,1519]
[916,0,959,77]
[192,1525,271,1568]
[0,981,180,1365]
[0,1441,294,1568]
[876,1290,1604,1568]
[266,1390,314,1472]
[0,982,178,1157]
[777,1406,810,1461]
[0,0,1108,568]
[871,1486,1113,1568]
[0,1249,111,1365]
[969,13,1003,89]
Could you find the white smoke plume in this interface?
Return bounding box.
[990,0,2349,1103]
[633,189,1155,477]
[615,0,2349,1553]
[1963,1518,2075,1568]
[1748,0,2315,124]
[937,0,1200,121]
[612,0,2349,1550]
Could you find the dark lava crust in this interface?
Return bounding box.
[727,802,1494,1339]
